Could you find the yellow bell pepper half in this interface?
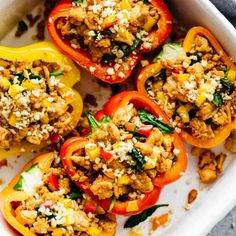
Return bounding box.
[0,42,83,158]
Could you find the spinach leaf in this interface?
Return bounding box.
[138,110,174,134]
[213,92,223,107]
[47,213,56,220]
[124,38,142,57]
[35,207,41,216]
[124,204,169,228]
[101,53,116,65]
[130,148,146,171]
[68,191,83,200]
[225,65,230,78]
[101,29,112,36]
[220,78,231,90]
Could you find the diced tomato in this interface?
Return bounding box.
[137,125,153,137]
[100,147,112,161]
[84,202,97,213]
[48,172,59,191]
[173,66,185,74]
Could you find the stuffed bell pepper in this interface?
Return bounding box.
[0,152,117,236]
[48,0,172,83]
[136,26,236,148]
[0,42,83,158]
[60,91,187,215]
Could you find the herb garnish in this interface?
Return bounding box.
[72,0,83,4]
[108,196,116,212]
[50,72,64,77]
[220,78,231,90]
[123,37,142,57]
[130,148,146,171]
[213,91,223,107]
[101,53,116,65]
[138,110,174,134]
[124,204,169,228]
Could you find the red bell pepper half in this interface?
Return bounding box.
[104,91,187,187]
[47,0,172,84]
[60,91,187,215]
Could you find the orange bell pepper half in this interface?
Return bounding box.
[0,152,117,236]
[136,26,236,148]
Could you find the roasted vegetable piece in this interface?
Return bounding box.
[47,0,172,83]
[136,26,236,148]
[0,152,117,236]
[60,91,187,216]
[0,42,83,158]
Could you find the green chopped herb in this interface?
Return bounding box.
[143,0,149,4]
[124,204,169,228]
[12,72,24,84]
[213,92,223,107]
[101,29,112,36]
[68,190,83,200]
[130,148,146,171]
[108,196,116,212]
[72,0,83,3]
[47,213,56,220]
[35,207,41,216]
[29,73,41,80]
[138,110,174,134]
[50,72,64,77]
[220,78,231,90]
[225,65,230,77]
[101,53,116,65]
[173,156,177,162]
[124,37,142,56]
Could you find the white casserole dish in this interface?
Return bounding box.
[0,0,236,235]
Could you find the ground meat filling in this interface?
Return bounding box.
[71,104,176,201]
[146,35,236,140]
[0,59,76,148]
[12,155,116,235]
[56,0,159,67]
